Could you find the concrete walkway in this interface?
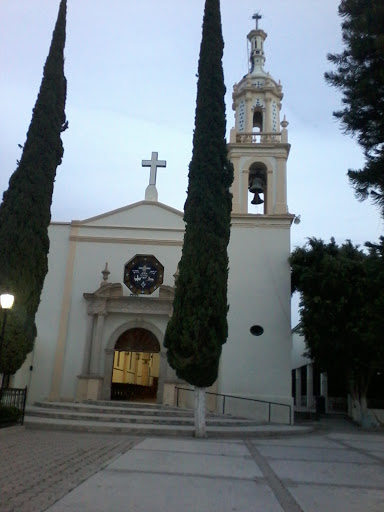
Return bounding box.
[1,420,383,512]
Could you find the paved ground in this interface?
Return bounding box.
[1,419,383,512]
[0,428,140,512]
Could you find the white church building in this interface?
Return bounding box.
[12,21,295,423]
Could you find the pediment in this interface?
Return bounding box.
[74,201,184,230]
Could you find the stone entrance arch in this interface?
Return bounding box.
[115,328,160,353]
[111,328,161,401]
[79,284,174,402]
[101,320,168,402]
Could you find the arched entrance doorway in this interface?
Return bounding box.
[111,328,161,402]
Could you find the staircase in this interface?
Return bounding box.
[24,400,312,437]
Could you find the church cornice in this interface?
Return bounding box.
[69,224,185,233]
[83,294,173,316]
[50,221,71,226]
[69,235,183,246]
[228,142,291,157]
[231,213,294,228]
[233,77,283,102]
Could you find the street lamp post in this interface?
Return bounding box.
[0,293,15,389]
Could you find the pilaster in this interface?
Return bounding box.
[275,156,288,214]
[264,95,272,134]
[231,156,241,214]
[295,368,302,409]
[307,363,314,411]
[81,313,95,374]
[320,372,328,412]
[90,311,106,375]
[101,349,114,400]
[49,224,78,401]
[245,93,253,132]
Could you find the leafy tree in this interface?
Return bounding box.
[290,237,384,424]
[164,0,233,437]
[0,0,67,378]
[325,0,384,216]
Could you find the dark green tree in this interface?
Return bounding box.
[325,0,384,216]
[164,0,233,436]
[0,0,67,377]
[290,237,384,424]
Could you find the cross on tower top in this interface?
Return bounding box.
[252,12,262,30]
[142,151,167,201]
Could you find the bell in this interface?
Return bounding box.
[251,193,264,205]
[249,176,264,194]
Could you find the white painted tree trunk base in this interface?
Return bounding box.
[194,387,207,438]
[349,392,379,427]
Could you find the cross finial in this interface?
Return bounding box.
[252,12,262,30]
[142,152,167,201]
[142,152,166,186]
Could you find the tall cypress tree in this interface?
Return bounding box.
[164,0,233,436]
[325,0,384,217]
[0,0,67,376]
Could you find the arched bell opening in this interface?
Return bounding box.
[252,108,263,135]
[248,162,267,213]
[111,328,161,403]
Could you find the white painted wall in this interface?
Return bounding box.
[219,216,293,410]
[14,224,71,402]
[22,203,184,403]
[15,200,293,418]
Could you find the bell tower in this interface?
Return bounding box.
[228,15,290,215]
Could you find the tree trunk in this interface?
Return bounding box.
[194,387,207,438]
[349,383,362,424]
[360,392,368,412]
[349,374,378,427]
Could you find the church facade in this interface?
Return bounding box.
[12,21,294,423]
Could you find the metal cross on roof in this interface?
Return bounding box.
[252,12,262,30]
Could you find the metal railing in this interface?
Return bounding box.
[0,387,28,425]
[175,387,292,425]
[295,395,347,414]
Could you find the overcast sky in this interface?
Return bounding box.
[1,1,382,324]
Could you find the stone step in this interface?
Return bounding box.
[85,400,181,411]
[31,401,200,418]
[24,401,313,438]
[83,399,237,417]
[26,406,258,427]
[24,415,312,438]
